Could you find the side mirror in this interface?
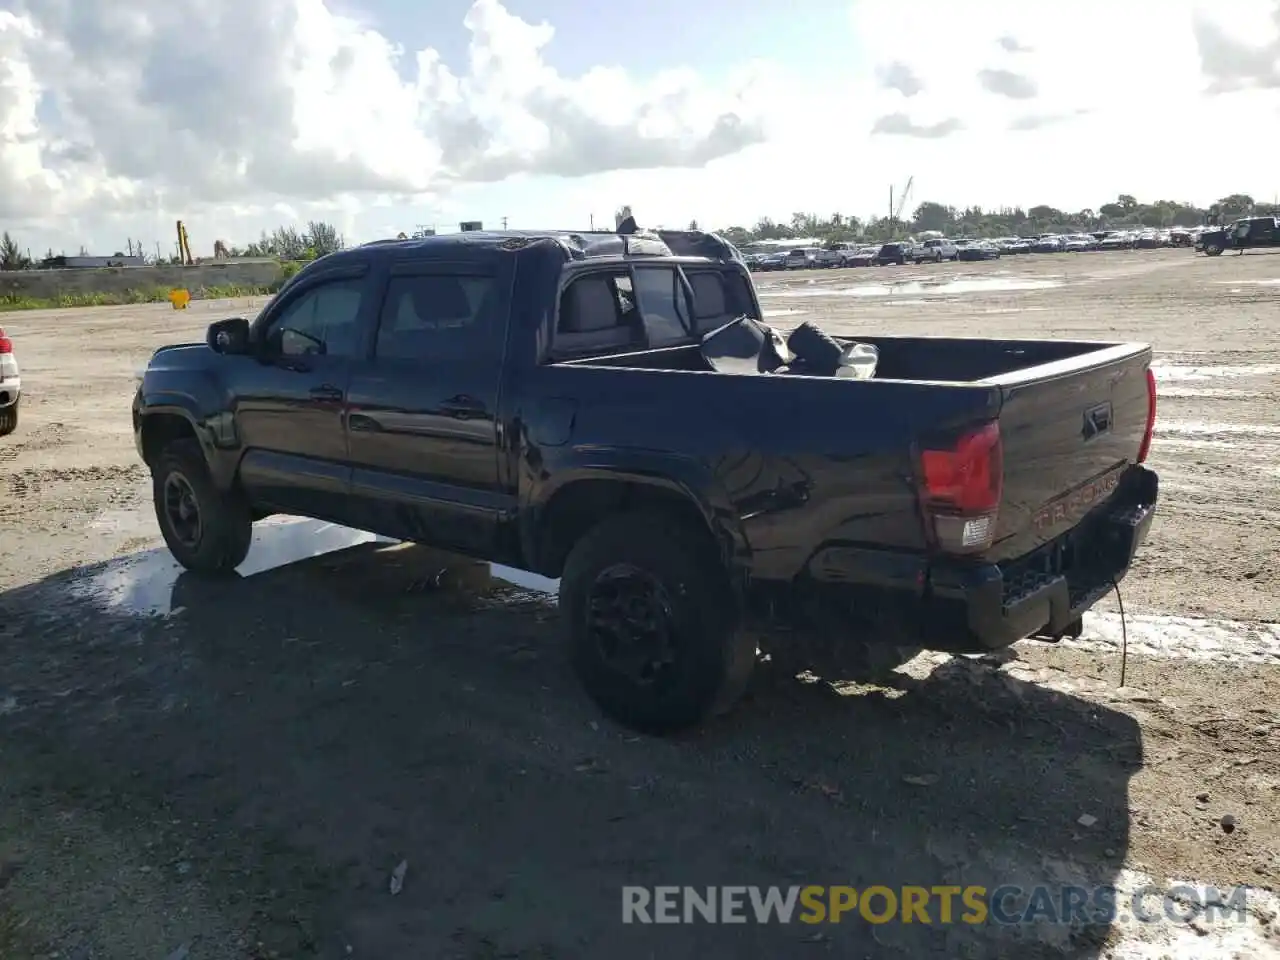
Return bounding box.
[207,316,250,355]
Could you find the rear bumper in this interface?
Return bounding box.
[790,464,1158,654]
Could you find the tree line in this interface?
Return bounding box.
[708,193,1276,247]
[0,221,346,271]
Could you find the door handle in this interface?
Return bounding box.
[309,384,343,402]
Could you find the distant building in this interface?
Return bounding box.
[40,255,148,269]
[459,221,483,232]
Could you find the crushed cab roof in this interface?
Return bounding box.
[359,228,743,264]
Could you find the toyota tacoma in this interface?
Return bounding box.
[133,228,1159,734]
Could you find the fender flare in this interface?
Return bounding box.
[521,456,750,576]
[138,394,239,490]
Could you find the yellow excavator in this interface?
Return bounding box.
[175,220,194,266]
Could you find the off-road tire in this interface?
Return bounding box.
[1204,243,1222,256]
[0,399,18,437]
[560,512,755,735]
[153,438,253,576]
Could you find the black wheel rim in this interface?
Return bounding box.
[163,471,202,548]
[586,564,677,687]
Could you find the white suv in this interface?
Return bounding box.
[913,238,958,263]
[0,325,20,436]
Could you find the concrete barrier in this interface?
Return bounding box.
[0,260,286,300]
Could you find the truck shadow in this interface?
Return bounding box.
[0,532,1141,959]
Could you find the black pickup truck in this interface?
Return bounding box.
[1197,216,1279,255]
[133,228,1159,734]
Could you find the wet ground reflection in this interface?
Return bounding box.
[756,274,1062,298]
[70,516,559,617]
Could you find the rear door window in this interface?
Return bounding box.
[374,272,499,363]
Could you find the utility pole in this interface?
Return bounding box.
[501,216,509,229]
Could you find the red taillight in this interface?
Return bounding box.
[1137,367,1156,463]
[0,327,10,354]
[918,420,1003,553]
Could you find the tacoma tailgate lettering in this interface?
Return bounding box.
[1031,467,1123,535]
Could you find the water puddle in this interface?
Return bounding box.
[1152,437,1241,451]
[758,275,1061,298]
[1157,421,1280,439]
[1151,362,1280,382]
[1157,387,1259,400]
[72,516,557,617]
[70,516,1280,669]
[1064,612,1280,664]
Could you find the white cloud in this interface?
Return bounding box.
[0,0,1277,253]
[709,0,1280,225]
[0,0,765,251]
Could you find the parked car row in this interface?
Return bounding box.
[744,227,1214,271]
[749,244,880,270]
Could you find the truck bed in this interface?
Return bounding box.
[547,332,1154,565]
[556,333,1124,384]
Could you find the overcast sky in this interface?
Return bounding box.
[1,0,1278,255]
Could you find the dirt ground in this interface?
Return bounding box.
[0,251,1278,959]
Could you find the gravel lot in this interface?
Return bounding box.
[1,250,1278,959]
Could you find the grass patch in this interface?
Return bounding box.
[0,283,281,313]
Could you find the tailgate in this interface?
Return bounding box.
[987,343,1153,560]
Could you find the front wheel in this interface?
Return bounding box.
[560,512,756,735]
[1204,242,1222,256]
[152,438,253,575]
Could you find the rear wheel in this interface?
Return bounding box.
[0,398,17,437]
[152,438,253,575]
[560,512,755,735]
